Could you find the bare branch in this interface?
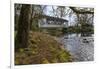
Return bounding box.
[69,7,94,14]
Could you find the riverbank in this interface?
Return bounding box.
[15,32,72,65]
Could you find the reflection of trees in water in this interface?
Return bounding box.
[59,34,94,61]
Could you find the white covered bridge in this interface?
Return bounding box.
[37,15,68,28]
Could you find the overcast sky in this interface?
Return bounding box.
[43,5,77,26]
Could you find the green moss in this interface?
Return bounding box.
[19,48,24,52]
[51,58,58,63]
[58,50,72,62]
[14,31,17,38]
[42,58,50,64]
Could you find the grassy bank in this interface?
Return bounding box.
[15,32,72,65]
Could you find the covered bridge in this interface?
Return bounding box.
[36,14,68,28]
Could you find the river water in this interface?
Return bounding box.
[58,34,94,62]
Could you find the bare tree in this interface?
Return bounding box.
[15,4,32,51]
[51,6,68,18]
[69,7,94,36]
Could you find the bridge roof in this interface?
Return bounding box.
[34,14,68,22]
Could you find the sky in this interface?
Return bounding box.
[43,5,77,26]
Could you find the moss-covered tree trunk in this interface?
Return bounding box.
[15,4,32,51]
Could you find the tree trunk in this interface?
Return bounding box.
[15,4,32,51]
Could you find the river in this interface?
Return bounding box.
[58,34,94,62]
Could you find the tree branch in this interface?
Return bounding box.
[69,7,94,14]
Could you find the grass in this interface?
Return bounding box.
[15,31,72,65]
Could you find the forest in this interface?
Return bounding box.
[15,4,94,65]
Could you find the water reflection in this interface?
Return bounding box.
[59,33,94,61]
